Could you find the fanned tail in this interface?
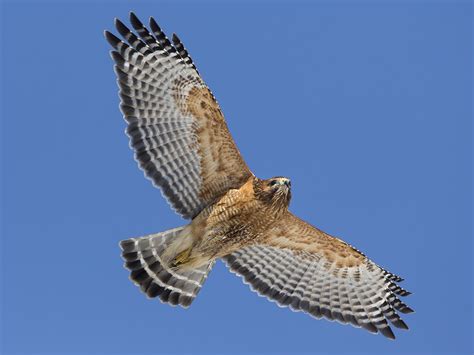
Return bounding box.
[120,226,214,307]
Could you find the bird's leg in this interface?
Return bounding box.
[171,248,193,267]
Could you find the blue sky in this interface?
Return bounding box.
[1,1,472,354]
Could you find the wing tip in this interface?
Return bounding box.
[172,33,179,43]
[110,50,125,66]
[400,306,415,314]
[392,319,409,330]
[104,30,121,48]
[115,17,131,37]
[380,326,396,340]
[129,11,142,29]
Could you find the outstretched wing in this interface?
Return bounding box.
[105,13,252,219]
[224,212,413,339]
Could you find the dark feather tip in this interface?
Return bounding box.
[124,259,142,271]
[110,51,125,66]
[400,306,415,314]
[115,18,131,37]
[119,239,136,252]
[119,92,134,106]
[361,322,378,334]
[380,326,396,340]
[139,278,153,293]
[121,251,138,261]
[168,291,180,306]
[130,12,143,29]
[392,319,409,330]
[114,66,129,81]
[179,295,193,308]
[159,288,172,303]
[104,31,120,48]
[120,104,136,117]
[149,17,162,33]
[172,33,180,44]
[130,269,149,283]
[149,16,158,27]
[146,283,164,298]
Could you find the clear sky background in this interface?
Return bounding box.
[1,1,472,354]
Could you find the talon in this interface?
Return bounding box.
[172,248,192,267]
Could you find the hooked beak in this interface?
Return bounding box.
[278,178,291,188]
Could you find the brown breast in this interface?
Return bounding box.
[192,177,282,257]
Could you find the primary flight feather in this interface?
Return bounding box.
[105,12,413,340]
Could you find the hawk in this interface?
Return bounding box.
[105,12,413,339]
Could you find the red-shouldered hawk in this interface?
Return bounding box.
[105,12,413,340]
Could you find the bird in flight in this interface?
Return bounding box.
[105,12,413,339]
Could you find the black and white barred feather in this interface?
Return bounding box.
[105,13,251,219]
[224,244,413,339]
[120,227,214,307]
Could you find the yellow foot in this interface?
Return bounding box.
[172,248,192,267]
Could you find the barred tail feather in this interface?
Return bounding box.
[120,226,214,308]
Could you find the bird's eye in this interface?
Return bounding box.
[269,181,277,186]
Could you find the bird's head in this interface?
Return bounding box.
[255,176,292,210]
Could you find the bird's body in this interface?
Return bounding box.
[105,12,413,340]
[164,176,291,270]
